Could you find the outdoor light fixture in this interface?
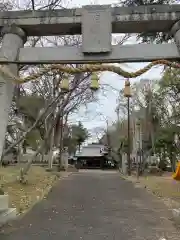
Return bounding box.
[124,79,132,98]
[90,73,99,91]
[60,77,69,92]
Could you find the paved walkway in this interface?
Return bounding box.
[0,170,179,240]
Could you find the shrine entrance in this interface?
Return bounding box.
[0,3,180,162]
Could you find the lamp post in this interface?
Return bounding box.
[58,78,69,172]
[124,79,132,176]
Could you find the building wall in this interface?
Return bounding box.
[77,144,105,158]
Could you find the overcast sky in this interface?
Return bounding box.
[66,0,164,143]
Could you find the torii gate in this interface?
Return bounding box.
[0,4,180,159]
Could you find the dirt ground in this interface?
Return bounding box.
[0,165,68,214]
[123,172,180,209]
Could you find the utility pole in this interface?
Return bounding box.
[116,106,122,169]
[124,80,132,176]
[58,107,64,171]
[106,120,110,147]
[136,119,141,181]
[127,97,131,175]
[116,106,121,142]
[105,119,111,157]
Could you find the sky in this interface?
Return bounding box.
[67,0,164,142]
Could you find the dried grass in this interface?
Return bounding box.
[124,172,180,209]
[0,165,58,214]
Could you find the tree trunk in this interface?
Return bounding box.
[48,127,55,169]
[169,150,176,172]
[17,131,23,165]
[19,115,59,183]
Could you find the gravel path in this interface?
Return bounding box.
[0,170,179,240]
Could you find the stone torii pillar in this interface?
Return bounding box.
[171,21,180,53]
[0,25,26,159]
